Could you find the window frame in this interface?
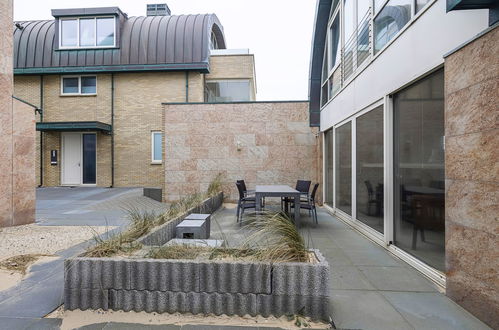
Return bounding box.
[60,75,97,96]
[59,16,116,49]
[204,79,252,103]
[151,131,163,164]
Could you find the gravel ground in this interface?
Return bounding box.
[0,224,114,261]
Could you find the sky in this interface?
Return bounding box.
[13,0,317,101]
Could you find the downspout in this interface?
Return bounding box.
[111,74,115,187]
[39,75,44,187]
[185,71,189,102]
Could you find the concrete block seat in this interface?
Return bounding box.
[176,219,209,239]
[164,238,225,248]
[184,213,211,234]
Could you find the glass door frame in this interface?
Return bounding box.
[322,93,446,288]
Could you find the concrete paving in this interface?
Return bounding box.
[0,187,168,330]
[209,204,491,330]
[36,187,168,227]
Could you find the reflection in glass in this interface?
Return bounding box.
[97,17,115,46]
[343,0,354,42]
[329,14,341,70]
[393,68,445,271]
[61,19,77,47]
[416,0,431,13]
[205,80,250,102]
[325,130,334,205]
[356,106,384,233]
[81,76,96,94]
[79,18,95,46]
[335,122,352,215]
[62,77,79,94]
[82,134,96,184]
[374,0,412,53]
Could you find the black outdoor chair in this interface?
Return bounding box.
[291,182,319,225]
[282,180,311,212]
[236,182,256,224]
[237,179,265,207]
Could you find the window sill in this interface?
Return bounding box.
[56,46,118,51]
[60,94,97,97]
[151,161,162,165]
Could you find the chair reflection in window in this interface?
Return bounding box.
[410,195,445,250]
[364,180,383,217]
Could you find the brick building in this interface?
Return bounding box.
[13,5,256,190]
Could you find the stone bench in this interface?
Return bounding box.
[184,213,211,234]
[164,238,225,248]
[176,219,208,239]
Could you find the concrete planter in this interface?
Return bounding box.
[137,192,223,246]
[64,192,330,320]
[64,249,329,320]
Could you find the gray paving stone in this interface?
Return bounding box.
[382,292,492,330]
[341,247,404,267]
[104,322,180,329]
[330,266,376,290]
[25,318,62,330]
[329,289,413,330]
[358,266,439,292]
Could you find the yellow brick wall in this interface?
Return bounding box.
[205,55,256,100]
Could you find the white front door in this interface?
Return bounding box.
[62,133,82,185]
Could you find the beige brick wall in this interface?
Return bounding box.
[13,71,205,188]
[205,55,256,100]
[162,101,318,202]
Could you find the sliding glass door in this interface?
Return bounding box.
[356,106,384,233]
[393,69,445,271]
[325,130,334,205]
[335,122,352,215]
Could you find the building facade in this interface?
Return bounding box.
[13,6,256,191]
[309,0,497,326]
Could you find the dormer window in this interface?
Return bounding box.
[60,17,115,48]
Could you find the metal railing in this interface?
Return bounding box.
[341,9,372,83]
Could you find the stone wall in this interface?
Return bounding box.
[0,0,35,227]
[444,25,498,329]
[162,101,319,202]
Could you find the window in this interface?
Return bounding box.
[210,31,219,50]
[151,132,162,163]
[393,68,445,271]
[374,0,412,53]
[60,17,115,48]
[205,80,251,102]
[335,122,352,215]
[356,106,384,233]
[61,76,97,95]
[325,129,334,206]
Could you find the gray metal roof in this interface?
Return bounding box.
[308,0,332,127]
[14,13,226,74]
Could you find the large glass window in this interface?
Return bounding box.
[61,19,77,47]
[96,17,115,46]
[205,80,251,102]
[374,0,412,53]
[325,130,334,205]
[393,68,445,271]
[329,14,341,70]
[151,132,162,163]
[416,0,431,13]
[60,17,115,48]
[61,76,97,95]
[343,0,355,43]
[356,106,384,233]
[335,122,352,215]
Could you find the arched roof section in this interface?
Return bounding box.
[309,0,333,127]
[13,13,226,74]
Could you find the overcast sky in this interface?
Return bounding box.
[13,0,316,101]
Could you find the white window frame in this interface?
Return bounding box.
[60,75,97,96]
[59,16,116,49]
[151,131,163,164]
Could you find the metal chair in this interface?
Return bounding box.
[282,180,311,212]
[236,182,256,223]
[291,183,319,225]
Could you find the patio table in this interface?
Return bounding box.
[255,185,301,226]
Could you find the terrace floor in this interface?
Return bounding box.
[210,203,491,330]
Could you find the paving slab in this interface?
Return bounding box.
[382,292,491,330]
[358,266,439,292]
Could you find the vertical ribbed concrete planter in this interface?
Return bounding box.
[64,191,330,320]
[65,250,329,320]
[137,192,223,246]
